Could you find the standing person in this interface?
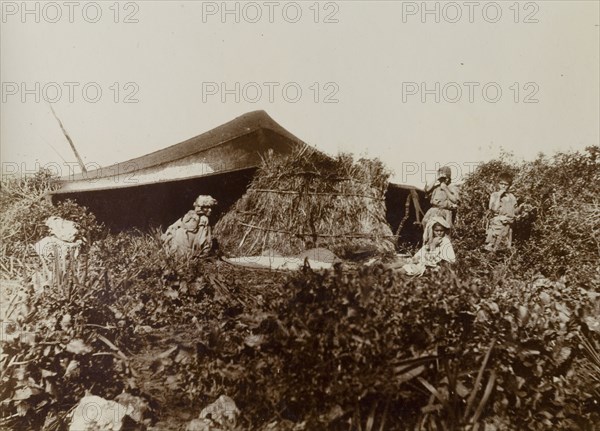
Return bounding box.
[484,173,518,252]
[422,166,460,234]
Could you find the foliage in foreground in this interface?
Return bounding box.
[151,263,600,430]
[0,263,138,429]
[1,148,599,430]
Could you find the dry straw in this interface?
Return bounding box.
[215,146,396,258]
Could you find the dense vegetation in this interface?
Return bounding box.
[0,147,598,430]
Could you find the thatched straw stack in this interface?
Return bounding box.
[215,146,396,258]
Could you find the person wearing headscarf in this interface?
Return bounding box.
[422,166,460,236]
[484,173,518,252]
[162,195,218,256]
[400,216,456,276]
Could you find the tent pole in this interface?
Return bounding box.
[48,103,87,174]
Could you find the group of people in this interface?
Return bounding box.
[161,167,522,271]
[394,166,521,275]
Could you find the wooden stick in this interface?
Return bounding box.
[48,103,87,173]
[395,194,412,237]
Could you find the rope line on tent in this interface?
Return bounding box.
[236,221,396,239]
[263,172,365,182]
[247,189,384,200]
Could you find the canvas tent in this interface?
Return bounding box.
[49,111,426,241]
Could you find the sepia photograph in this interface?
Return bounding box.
[1,1,599,429]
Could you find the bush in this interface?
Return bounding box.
[455,147,600,285]
[1,169,104,280]
[2,147,599,430]
[0,171,133,429]
[0,256,139,430]
[147,264,598,430]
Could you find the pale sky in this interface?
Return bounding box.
[1,0,599,187]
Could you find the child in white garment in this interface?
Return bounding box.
[401,216,456,276]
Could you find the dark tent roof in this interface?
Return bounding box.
[51,110,306,196]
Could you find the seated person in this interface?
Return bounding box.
[396,217,456,276]
[162,195,218,256]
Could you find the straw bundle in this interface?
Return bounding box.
[215,146,396,258]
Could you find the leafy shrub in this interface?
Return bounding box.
[455,147,600,284]
[1,169,104,279]
[146,263,598,430]
[0,259,139,430]
[0,172,136,429]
